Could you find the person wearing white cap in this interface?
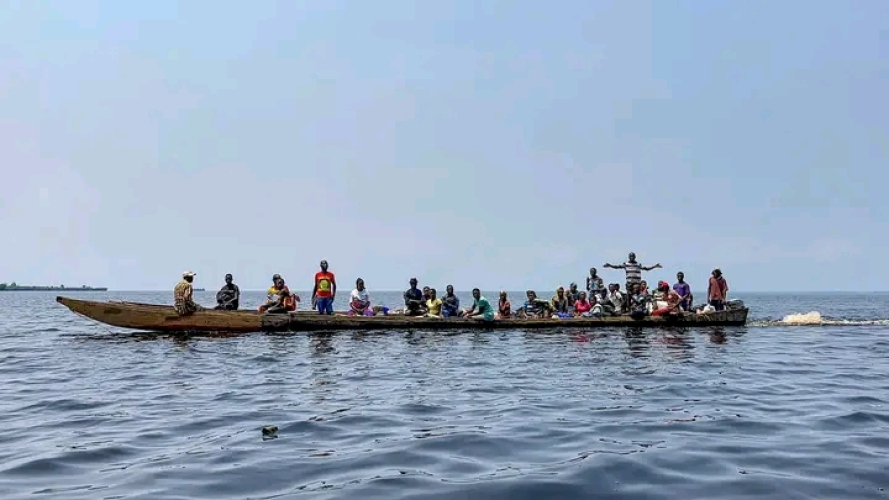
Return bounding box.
[174,271,203,316]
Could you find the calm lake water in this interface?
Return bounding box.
[1,291,887,499]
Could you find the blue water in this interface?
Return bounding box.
[1,291,887,499]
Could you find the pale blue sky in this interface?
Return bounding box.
[1,0,886,292]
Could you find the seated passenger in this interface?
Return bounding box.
[573,291,592,316]
[589,294,605,317]
[403,278,426,316]
[441,285,462,318]
[566,283,581,305]
[260,274,284,311]
[174,271,203,316]
[516,290,553,318]
[550,286,571,318]
[465,288,495,321]
[349,278,373,316]
[652,281,683,316]
[497,291,511,319]
[426,288,443,318]
[261,278,298,314]
[605,284,623,315]
[628,283,650,319]
[214,273,240,310]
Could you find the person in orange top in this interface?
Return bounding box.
[497,291,511,319]
[708,268,729,311]
[312,260,337,315]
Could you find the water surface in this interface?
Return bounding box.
[0,291,887,499]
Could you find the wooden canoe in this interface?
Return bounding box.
[56,296,749,333]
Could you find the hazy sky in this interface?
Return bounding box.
[1,0,886,292]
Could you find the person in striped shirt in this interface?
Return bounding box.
[604,252,662,294]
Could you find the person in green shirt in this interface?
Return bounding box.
[465,288,495,321]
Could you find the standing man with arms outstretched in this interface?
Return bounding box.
[604,252,662,294]
[312,260,337,315]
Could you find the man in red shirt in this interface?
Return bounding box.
[312,260,337,315]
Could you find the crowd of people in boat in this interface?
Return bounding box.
[172,253,732,320]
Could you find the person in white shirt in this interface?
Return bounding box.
[349,278,372,316]
[607,284,625,315]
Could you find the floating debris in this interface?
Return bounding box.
[262,425,279,440]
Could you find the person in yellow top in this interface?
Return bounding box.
[425,287,443,318]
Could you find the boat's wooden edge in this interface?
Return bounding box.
[56,295,749,333]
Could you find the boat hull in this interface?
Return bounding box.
[56,296,749,333]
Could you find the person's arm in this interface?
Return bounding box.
[465,301,477,316]
[233,285,240,303]
[708,277,715,300]
[604,263,624,269]
[312,275,319,302]
[642,263,662,271]
[331,274,337,298]
[467,301,484,317]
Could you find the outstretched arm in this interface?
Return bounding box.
[642,263,663,271]
[604,263,624,269]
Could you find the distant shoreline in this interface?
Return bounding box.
[0,286,108,292]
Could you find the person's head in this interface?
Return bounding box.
[182,271,196,283]
[356,278,365,290]
[628,252,636,262]
[320,260,328,271]
[631,283,640,293]
[409,278,418,289]
[472,288,481,300]
[446,284,454,295]
[590,267,597,276]
[500,290,508,300]
[677,271,684,282]
[274,277,285,288]
[640,280,648,290]
[658,280,670,292]
[225,273,233,284]
[272,273,281,283]
[569,282,578,292]
[526,290,536,300]
[556,286,565,297]
[423,286,430,298]
[429,288,437,299]
[713,268,722,278]
[579,291,587,301]
[609,283,618,292]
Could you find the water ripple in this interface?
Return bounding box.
[0,292,888,499]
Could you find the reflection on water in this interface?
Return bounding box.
[623,327,650,358]
[3,289,889,500]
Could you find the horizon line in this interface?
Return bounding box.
[41,289,889,294]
